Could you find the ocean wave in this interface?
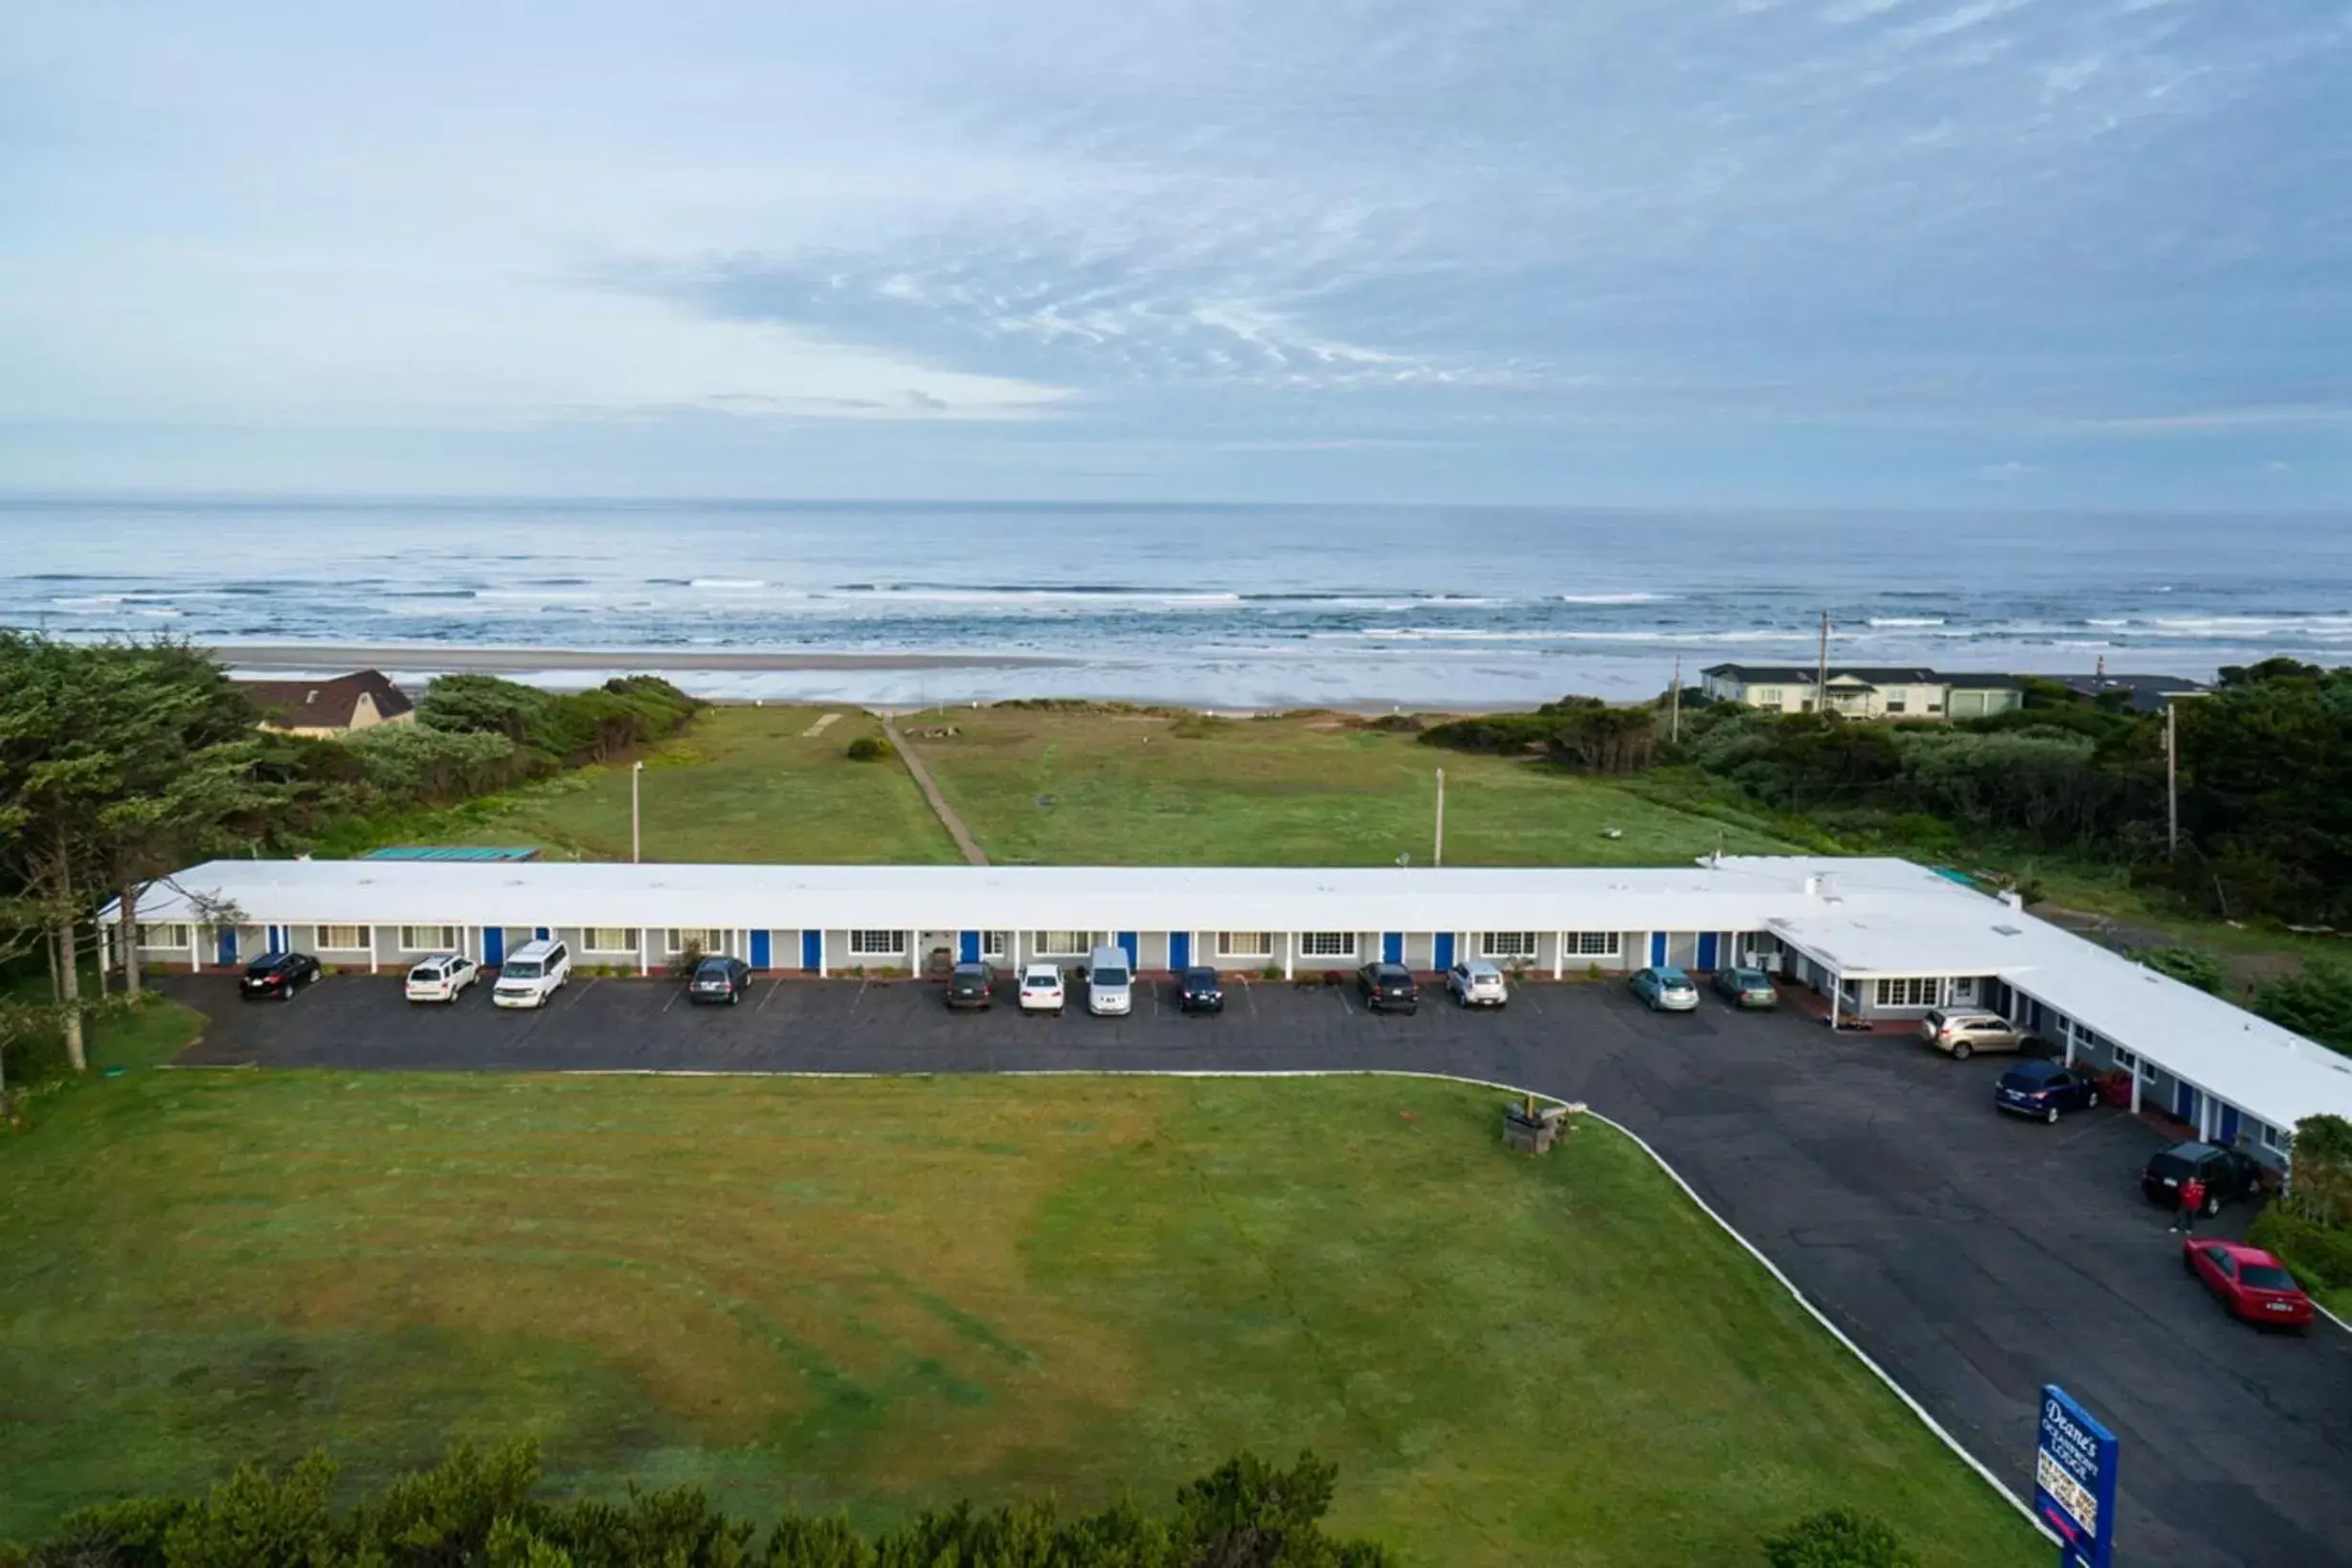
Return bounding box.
[689,577,768,591]
[1557,592,1670,604]
[1867,616,1946,628]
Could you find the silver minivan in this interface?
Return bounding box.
[1086,944,1133,1017]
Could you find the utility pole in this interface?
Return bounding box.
[1433,768,1445,868]
[632,760,645,863]
[1814,610,1831,716]
[2164,701,2179,859]
[1669,656,1682,745]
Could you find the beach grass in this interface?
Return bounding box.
[376,705,959,864]
[901,706,1803,865]
[0,1069,2040,1567]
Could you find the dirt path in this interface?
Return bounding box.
[882,717,988,865]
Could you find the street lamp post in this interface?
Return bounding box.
[1433,768,1445,868]
[632,760,645,863]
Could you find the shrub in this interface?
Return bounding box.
[1760,1508,1920,1568]
[844,735,889,762]
[2134,947,2226,995]
[2253,965,2352,1052]
[2246,1206,2352,1290]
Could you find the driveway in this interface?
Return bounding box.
[168,973,2352,1568]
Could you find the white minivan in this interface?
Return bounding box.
[1086,944,1132,1017]
[492,938,571,1009]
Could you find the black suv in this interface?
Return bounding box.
[947,961,997,1009]
[686,954,752,1006]
[239,950,321,1000]
[1356,961,1420,1015]
[1177,966,1224,1014]
[2140,1141,2264,1215]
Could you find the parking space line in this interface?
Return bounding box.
[755,980,778,1012]
[661,985,682,1014]
[850,979,868,1011]
[1335,987,1355,1015]
[560,977,601,1011]
[1519,991,1543,1016]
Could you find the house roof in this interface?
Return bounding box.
[235,670,414,729]
[2033,673,2210,712]
[1702,664,2020,689]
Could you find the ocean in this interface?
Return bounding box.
[5,498,2349,707]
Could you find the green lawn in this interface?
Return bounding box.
[0,1071,2039,1566]
[905,708,1802,865]
[356,705,956,864]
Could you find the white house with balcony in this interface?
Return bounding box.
[1700,664,2024,720]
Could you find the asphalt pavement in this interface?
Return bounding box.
[166,970,2352,1568]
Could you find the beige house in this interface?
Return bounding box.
[236,670,417,737]
[1700,664,2023,721]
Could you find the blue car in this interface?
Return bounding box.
[1994,1060,2100,1123]
[1629,966,1699,1012]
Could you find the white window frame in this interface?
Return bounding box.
[1873,975,1938,1008]
[1754,687,1781,706]
[1481,930,1538,959]
[1032,930,1090,958]
[585,928,640,954]
[1566,930,1619,956]
[317,925,370,952]
[2258,1122,2291,1155]
[2110,1044,2138,1073]
[399,925,459,953]
[979,930,1007,958]
[664,928,727,955]
[137,923,190,949]
[849,930,906,958]
[1217,931,1274,959]
[1298,931,1355,959]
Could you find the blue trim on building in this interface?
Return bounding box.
[1170,931,1192,969]
[1434,932,1455,970]
[750,930,772,969]
[801,930,822,972]
[1381,931,1403,964]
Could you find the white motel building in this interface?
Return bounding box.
[109,854,2352,1170]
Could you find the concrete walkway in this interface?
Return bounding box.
[882,716,989,865]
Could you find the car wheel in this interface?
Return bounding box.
[2203,1193,2221,1218]
[2044,1105,2060,1125]
[1950,1042,1973,1061]
[728,990,741,1005]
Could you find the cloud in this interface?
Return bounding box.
[1977,460,2040,482]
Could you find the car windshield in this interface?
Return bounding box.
[2239,1263,2298,1291]
[503,960,542,979]
[1023,973,1056,987]
[696,962,731,980]
[1734,970,1768,986]
[1185,971,1216,986]
[1091,968,1128,988]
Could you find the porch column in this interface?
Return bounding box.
[1828,973,1841,1029]
[818,935,829,978]
[2062,1027,2075,1068]
[1553,934,1564,981]
[368,927,379,974]
[189,925,202,974]
[2129,1068,2141,1115]
[639,929,651,976]
[1283,935,1295,981]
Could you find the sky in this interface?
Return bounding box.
[2,0,2348,505]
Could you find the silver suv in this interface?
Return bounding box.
[1446,959,1510,1008]
[1920,1007,2025,1060]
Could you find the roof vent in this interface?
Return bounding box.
[1993,924,2022,936]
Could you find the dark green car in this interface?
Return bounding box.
[1711,966,1778,1009]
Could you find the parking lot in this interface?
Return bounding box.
[168,971,2352,1568]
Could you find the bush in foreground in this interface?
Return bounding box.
[1760,1508,1920,1568]
[843,735,889,762]
[5,1443,1393,1568]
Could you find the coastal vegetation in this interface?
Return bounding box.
[0,1072,2037,1567]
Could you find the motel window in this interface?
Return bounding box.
[1481,931,1538,959]
[137,923,190,949]
[2110,1045,2138,1073]
[318,925,369,951]
[1218,931,1274,959]
[1568,931,1620,956]
[586,928,639,953]
[2259,1122,2291,1156]
[1873,976,1938,1008]
[980,931,1007,958]
[399,925,458,952]
[1298,931,1355,958]
[1033,930,1090,957]
[1885,699,1907,714]
[849,930,906,957]
[665,929,727,955]
[2139,1060,2159,1086]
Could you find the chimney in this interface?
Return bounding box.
[1803,874,1822,897]
[1999,890,2024,910]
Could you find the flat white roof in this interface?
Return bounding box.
[119,853,2352,1134]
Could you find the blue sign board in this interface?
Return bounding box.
[2034,1384,2118,1568]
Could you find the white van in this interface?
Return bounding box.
[1086,944,1132,1017]
[492,938,571,1009]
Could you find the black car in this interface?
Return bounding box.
[2139,1141,2264,1215]
[1993,1061,2100,1123]
[239,950,320,1000]
[1177,965,1224,1014]
[686,954,752,1006]
[947,960,997,1009]
[1356,961,1420,1015]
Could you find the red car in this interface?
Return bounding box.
[2183,1239,2313,1331]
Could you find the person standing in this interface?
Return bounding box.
[2171,1173,2208,1235]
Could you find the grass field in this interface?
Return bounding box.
[901,706,1802,865]
[0,1068,2040,1566]
[358,705,957,864]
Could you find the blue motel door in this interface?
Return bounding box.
[958,930,980,963]
[801,930,822,971]
[1696,932,1719,970]
[1381,932,1403,964]
[1170,932,1191,969]
[215,929,238,966]
[750,930,772,969]
[1117,931,1138,969]
[1434,932,1455,971]
[483,927,504,966]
